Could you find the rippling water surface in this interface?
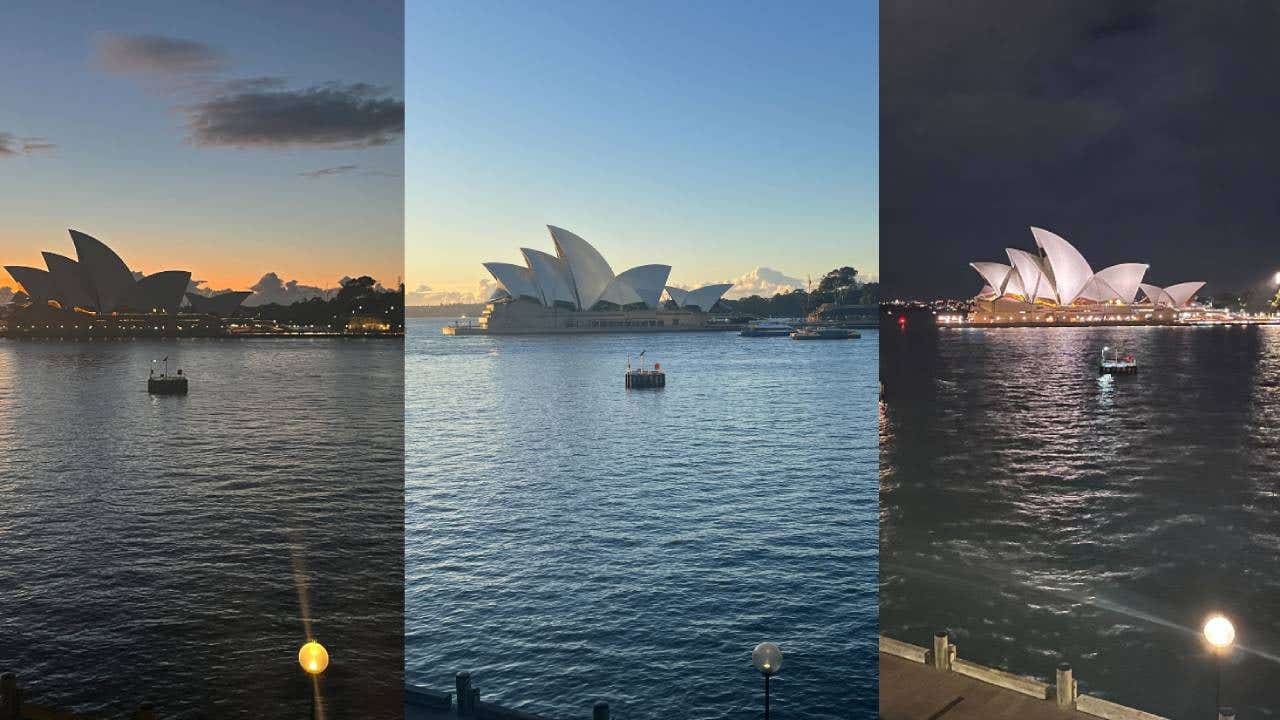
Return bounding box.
[881,320,1280,718]
[0,338,404,718]
[406,318,877,719]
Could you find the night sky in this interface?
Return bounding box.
[882,1,1280,299]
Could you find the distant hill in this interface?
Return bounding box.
[408,303,484,318]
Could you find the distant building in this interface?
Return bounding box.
[346,314,392,333]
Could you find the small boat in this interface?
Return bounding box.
[1098,346,1137,375]
[791,327,861,340]
[625,353,665,389]
[148,357,189,394]
[741,319,795,337]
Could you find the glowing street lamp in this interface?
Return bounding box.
[299,640,329,720]
[751,642,782,720]
[299,640,329,675]
[1203,615,1235,713]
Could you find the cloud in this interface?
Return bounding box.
[300,164,360,178]
[722,267,806,298]
[0,286,12,304]
[95,34,404,152]
[97,33,226,75]
[245,272,338,306]
[0,132,56,157]
[181,82,405,149]
[407,279,498,305]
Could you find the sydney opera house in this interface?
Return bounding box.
[959,227,1206,326]
[3,230,251,337]
[456,225,733,334]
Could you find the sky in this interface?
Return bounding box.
[882,1,1280,300]
[407,0,878,305]
[0,0,403,300]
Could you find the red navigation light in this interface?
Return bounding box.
[897,315,908,328]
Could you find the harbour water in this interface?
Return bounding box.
[881,320,1280,718]
[0,338,404,718]
[406,318,878,719]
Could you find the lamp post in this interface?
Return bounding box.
[1203,615,1235,714]
[751,642,782,720]
[299,640,329,720]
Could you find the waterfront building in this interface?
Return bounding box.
[962,227,1206,325]
[460,226,734,334]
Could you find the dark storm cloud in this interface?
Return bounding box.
[0,132,56,156]
[182,82,405,149]
[97,34,226,75]
[882,1,1280,298]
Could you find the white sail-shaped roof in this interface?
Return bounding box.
[548,225,615,311]
[4,266,55,302]
[1079,275,1121,302]
[41,252,96,310]
[1139,283,1175,306]
[483,262,541,303]
[681,283,733,312]
[1006,248,1054,302]
[1002,271,1025,298]
[598,275,644,307]
[613,265,671,309]
[1163,281,1205,307]
[521,248,576,308]
[1092,263,1148,304]
[134,271,191,314]
[665,286,689,305]
[1030,227,1093,305]
[969,262,1011,297]
[70,229,137,312]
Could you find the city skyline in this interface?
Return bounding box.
[406,0,878,306]
[0,1,404,296]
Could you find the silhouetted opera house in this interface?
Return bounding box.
[3,230,250,337]
[459,225,733,334]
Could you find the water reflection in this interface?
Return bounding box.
[881,321,1280,718]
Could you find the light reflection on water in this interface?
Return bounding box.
[881,321,1280,718]
[406,318,878,720]
[0,338,404,718]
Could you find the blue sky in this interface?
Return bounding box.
[407,0,877,303]
[0,1,403,293]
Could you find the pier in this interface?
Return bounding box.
[879,635,1188,720]
[406,673,610,720]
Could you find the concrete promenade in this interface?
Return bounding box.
[879,635,1176,720]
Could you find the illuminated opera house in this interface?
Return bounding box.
[456,225,733,334]
[960,227,1206,326]
[3,229,250,337]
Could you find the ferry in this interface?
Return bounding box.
[792,327,860,340]
[740,319,796,337]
